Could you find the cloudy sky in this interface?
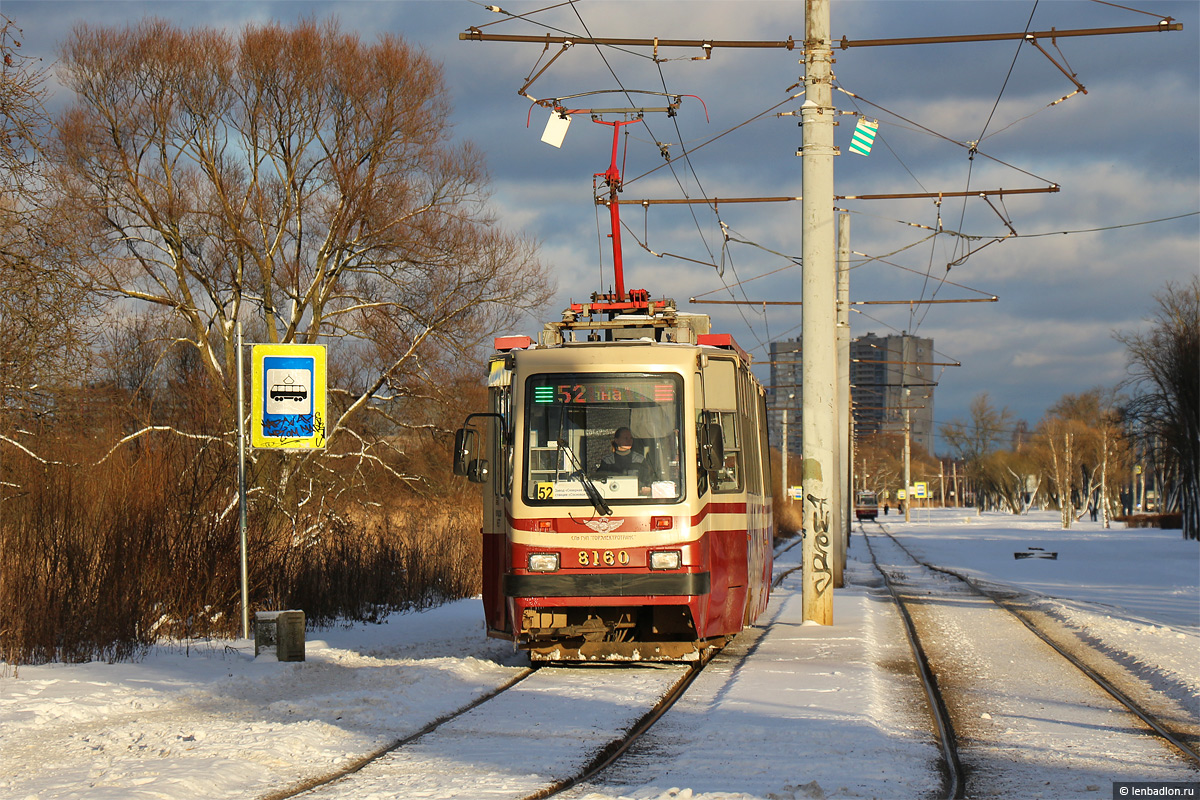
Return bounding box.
[7,0,1198,451]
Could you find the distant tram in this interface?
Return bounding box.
[855,490,879,521]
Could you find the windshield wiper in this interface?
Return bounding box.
[557,438,612,517]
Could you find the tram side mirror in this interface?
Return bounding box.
[452,428,477,477]
[467,458,490,484]
[698,422,725,473]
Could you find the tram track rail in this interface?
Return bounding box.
[772,534,804,587]
[861,519,1200,798]
[520,653,713,800]
[265,538,800,799]
[261,649,718,800]
[260,666,541,800]
[860,525,966,800]
[526,539,803,798]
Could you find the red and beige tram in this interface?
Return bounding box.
[854,489,879,521]
[455,296,774,661]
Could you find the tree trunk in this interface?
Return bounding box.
[1099,428,1111,529]
[1184,470,1199,541]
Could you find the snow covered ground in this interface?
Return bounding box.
[1,509,1196,800]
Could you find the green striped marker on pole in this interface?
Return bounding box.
[849,118,878,156]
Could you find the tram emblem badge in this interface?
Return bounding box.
[584,518,625,534]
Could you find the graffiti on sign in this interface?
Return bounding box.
[261,415,313,439]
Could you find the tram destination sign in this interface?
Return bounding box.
[531,379,676,405]
[251,344,327,450]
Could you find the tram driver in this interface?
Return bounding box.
[595,427,657,495]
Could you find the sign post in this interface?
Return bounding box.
[236,322,248,639]
[237,341,327,643]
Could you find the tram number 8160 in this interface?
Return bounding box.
[578,550,630,567]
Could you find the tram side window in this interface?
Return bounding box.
[713,411,742,493]
[757,392,773,498]
[737,370,760,495]
[489,377,513,497]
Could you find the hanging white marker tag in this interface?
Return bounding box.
[541,113,571,148]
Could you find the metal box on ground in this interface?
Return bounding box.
[254,610,305,661]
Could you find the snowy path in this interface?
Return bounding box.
[0,609,529,800]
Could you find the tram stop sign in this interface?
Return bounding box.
[251,344,327,450]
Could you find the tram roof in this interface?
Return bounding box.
[491,332,752,368]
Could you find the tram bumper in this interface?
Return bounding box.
[505,571,710,598]
[506,571,714,662]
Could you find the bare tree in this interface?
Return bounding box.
[50,18,552,496]
[940,393,1014,465]
[939,392,1016,512]
[1116,278,1199,540]
[1,15,95,480]
[977,448,1039,515]
[0,14,47,199]
[1036,389,1128,528]
[855,432,904,502]
[1037,416,1083,528]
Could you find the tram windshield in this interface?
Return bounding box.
[523,373,684,505]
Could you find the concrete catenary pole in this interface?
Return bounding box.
[903,398,912,524]
[801,0,836,624]
[836,211,851,585]
[952,460,959,507]
[940,460,946,508]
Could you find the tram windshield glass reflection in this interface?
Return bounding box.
[524,373,683,504]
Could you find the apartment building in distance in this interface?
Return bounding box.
[767,332,936,456]
[849,332,936,454]
[767,338,803,457]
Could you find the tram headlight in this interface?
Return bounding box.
[528,552,560,572]
[648,550,681,571]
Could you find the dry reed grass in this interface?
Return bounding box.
[0,438,482,667]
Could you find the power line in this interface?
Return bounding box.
[1014,212,1200,237]
[692,298,996,306]
[832,87,1061,186]
[461,7,1187,387]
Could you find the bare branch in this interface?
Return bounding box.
[0,434,66,465]
[93,425,232,466]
